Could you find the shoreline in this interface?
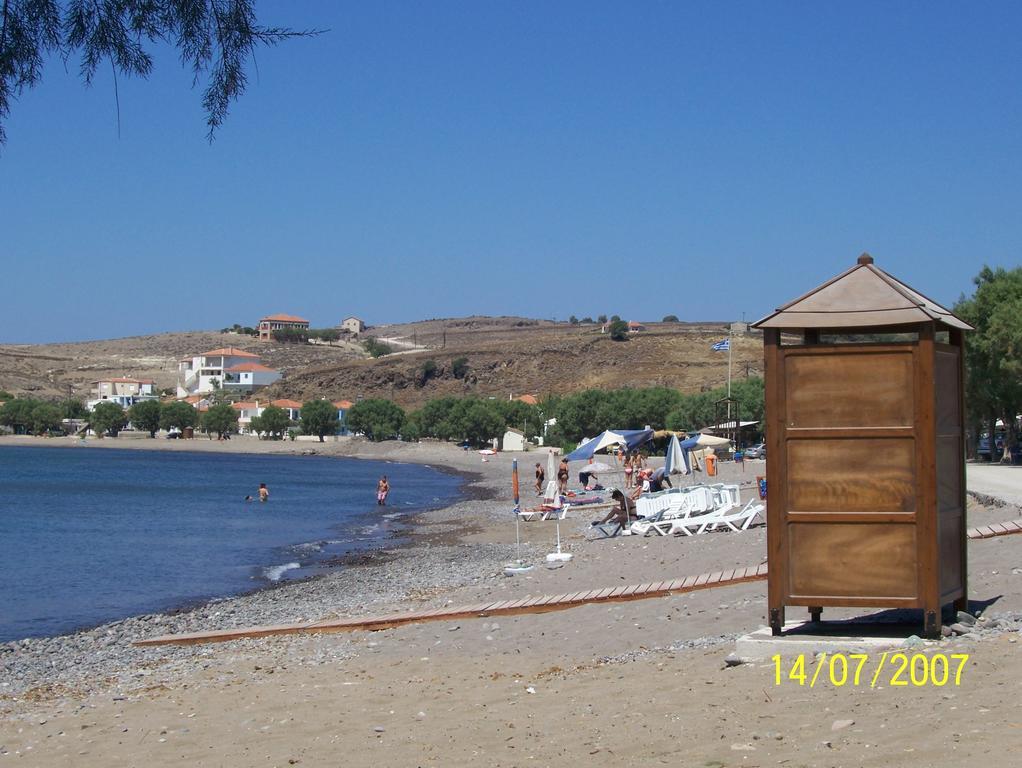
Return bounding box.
[5,435,1022,764]
[0,435,493,647]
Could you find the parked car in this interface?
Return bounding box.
[744,443,766,459]
[977,434,1004,460]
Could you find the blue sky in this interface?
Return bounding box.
[2,1,1021,343]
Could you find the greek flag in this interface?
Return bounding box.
[711,339,730,351]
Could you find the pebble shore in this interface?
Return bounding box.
[0,449,525,705]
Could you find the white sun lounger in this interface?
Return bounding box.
[669,499,765,536]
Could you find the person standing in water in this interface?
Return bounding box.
[258,483,269,502]
[376,476,390,506]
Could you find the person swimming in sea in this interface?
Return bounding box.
[258,483,269,502]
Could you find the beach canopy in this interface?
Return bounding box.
[675,433,733,474]
[564,428,654,461]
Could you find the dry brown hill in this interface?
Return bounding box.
[0,318,764,407]
[0,332,364,400]
[263,317,764,409]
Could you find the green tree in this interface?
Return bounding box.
[581,317,594,324]
[956,266,1022,460]
[363,338,393,357]
[0,2,319,146]
[31,402,62,435]
[417,359,438,387]
[309,328,340,342]
[257,405,291,439]
[569,315,579,325]
[462,401,504,446]
[610,314,621,323]
[608,319,629,341]
[248,413,264,437]
[451,357,470,379]
[597,315,608,324]
[0,390,14,400]
[129,400,163,437]
[201,403,239,439]
[59,399,88,419]
[300,399,338,442]
[272,327,310,343]
[0,397,40,433]
[663,314,680,323]
[160,401,198,434]
[346,399,405,441]
[91,401,127,437]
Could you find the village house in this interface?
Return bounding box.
[339,316,365,336]
[177,347,281,398]
[334,399,354,436]
[87,378,159,411]
[628,321,645,333]
[258,313,310,341]
[500,427,529,452]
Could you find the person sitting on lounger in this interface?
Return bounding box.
[593,488,636,527]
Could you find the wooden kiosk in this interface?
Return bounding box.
[753,254,972,639]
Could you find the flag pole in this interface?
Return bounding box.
[726,327,733,413]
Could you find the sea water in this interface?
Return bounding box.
[0,445,463,642]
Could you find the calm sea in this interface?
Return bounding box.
[0,445,463,643]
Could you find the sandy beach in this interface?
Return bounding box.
[2,434,1022,766]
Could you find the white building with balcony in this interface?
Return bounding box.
[87,378,159,410]
[177,347,281,398]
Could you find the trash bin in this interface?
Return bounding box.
[183,426,194,439]
[757,475,767,500]
[705,454,717,476]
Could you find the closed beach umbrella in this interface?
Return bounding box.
[665,433,686,475]
[546,450,558,489]
[543,450,560,503]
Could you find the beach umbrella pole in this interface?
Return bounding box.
[505,459,535,573]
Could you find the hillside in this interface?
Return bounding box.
[262,318,764,409]
[0,332,364,400]
[0,318,764,406]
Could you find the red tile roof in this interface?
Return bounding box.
[225,363,277,373]
[260,313,309,323]
[333,400,354,410]
[95,378,156,384]
[232,401,259,410]
[201,347,261,359]
[271,399,303,410]
[514,394,539,405]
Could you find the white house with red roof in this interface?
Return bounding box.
[177,347,281,398]
[87,377,159,410]
[258,313,310,341]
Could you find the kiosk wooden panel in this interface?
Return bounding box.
[754,255,971,638]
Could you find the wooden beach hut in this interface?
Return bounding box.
[753,254,972,639]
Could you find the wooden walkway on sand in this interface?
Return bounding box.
[134,517,1022,648]
[136,564,770,646]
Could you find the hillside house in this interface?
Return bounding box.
[628,321,645,333]
[258,313,310,341]
[271,399,303,422]
[340,316,365,336]
[87,378,158,410]
[177,347,281,398]
[334,399,354,436]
